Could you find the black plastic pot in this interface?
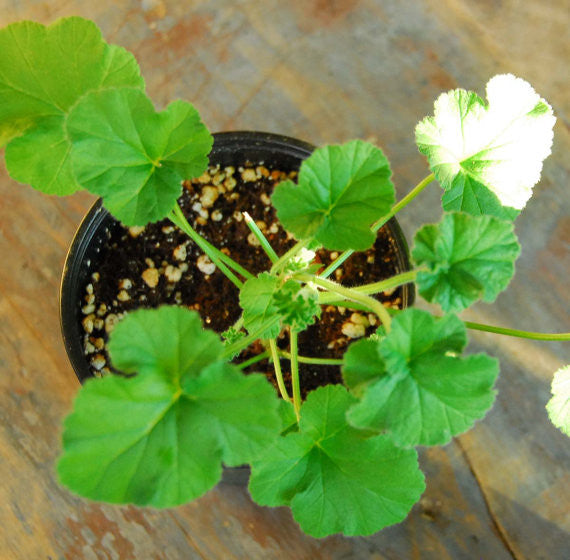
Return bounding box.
[60,131,415,384]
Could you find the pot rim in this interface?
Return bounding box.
[60,130,414,383]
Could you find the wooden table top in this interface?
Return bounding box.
[1,2,568,559]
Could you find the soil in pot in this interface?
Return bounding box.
[77,160,409,398]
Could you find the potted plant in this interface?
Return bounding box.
[1,16,567,539]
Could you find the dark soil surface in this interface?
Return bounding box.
[80,162,407,398]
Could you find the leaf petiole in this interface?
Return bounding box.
[243,212,279,263]
[268,339,292,402]
[318,270,419,304]
[236,351,270,369]
[290,328,301,420]
[237,346,343,368]
[464,321,570,341]
[299,273,392,332]
[170,203,254,287]
[278,350,343,366]
[321,173,435,278]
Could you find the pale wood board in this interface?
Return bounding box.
[1,1,568,558]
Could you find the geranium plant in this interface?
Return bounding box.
[1,17,568,538]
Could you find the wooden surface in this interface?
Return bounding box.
[1,1,568,559]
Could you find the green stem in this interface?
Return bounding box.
[278,350,343,366]
[290,329,301,420]
[318,270,418,304]
[464,321,570,341]
[319,300,376,313]
[321,173,436,278]
[301,273,392,332]
[170,204,253,286]
[243,212,279,263]
[270,239,309,274]
[236,351,270,369]
[268,339,291,402]
[222,316,281,359]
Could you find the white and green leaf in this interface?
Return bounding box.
[416,74,556,216]
[546,366,570,437]
[412,212,520,312]
[272,140,395,251]
[249,385,425,537]
[346,309,499,447]
[58,307,281,507]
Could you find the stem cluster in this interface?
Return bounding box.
[174,174,570,420]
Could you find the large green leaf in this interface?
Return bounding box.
[346,309,499,446]
[546,366,570,437]
[58,307,281,507]
[249,385,425,537]
[416,74,556,215]
[0,16,144,194]
[412,212,520,312]
[66,88,213,225]
[272,140,395,251]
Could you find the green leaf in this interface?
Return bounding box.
[240,272,321,338]
[273,281,321,331]
[66,88,213,225]
[277,400,298,434]
[0,16,144,194]
[416,74,556,214]
[239,272,283,338]
[546,366,570,437]
[108,306,222,380]
[222,327,246,359]
[347,309,499,446]
[272,140,395,251]
[240,272,283,339]
[249,385,425,537]
[342,338,386,395]
[412,212,520,312]
[441,175,520,221]
[58,307,281,507]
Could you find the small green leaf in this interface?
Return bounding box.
[249,385,425,537]
[412,212,520,312]
[0,17,144,193]
[58,307,281,507]
[347,309,499,446]
[240,273,321,338]
[272,140,395,251]
[546,366,570,437]
[240,273,284,339]
[66,88,212,225]
[222,327,246,359]
[416,74,556,214]
[273,281,321,331]
[282,248,320,274]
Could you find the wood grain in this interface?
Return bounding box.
[1,1,568,558]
